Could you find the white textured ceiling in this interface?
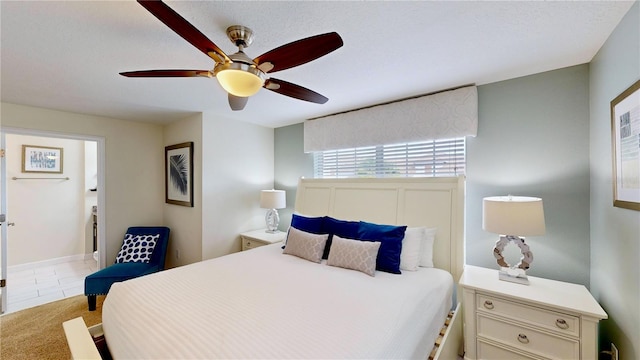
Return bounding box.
[1,1,634,128]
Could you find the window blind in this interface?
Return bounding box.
[313,138,465,178]
[304,86,477,153]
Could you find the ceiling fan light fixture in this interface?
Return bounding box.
[215,62,265,97]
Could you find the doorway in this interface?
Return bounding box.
[0,128,106,314]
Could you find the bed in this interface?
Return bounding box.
[64,176,465,359]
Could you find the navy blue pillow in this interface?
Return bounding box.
[321,217,360,259]
[290,214,325,234]
[286,214,326,249]
[357,221,407,274]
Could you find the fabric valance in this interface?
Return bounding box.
[304,85,478,152]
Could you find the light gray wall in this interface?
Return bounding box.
[202,112,275,259]
[589,2,640,359]
[275,65,592,286]
[163,114,203,268]
[274,123,313,231]
[466,64,591,286]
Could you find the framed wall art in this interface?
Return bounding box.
[165,142,194,207]
[22,145,64,173]
[611,79,640,211]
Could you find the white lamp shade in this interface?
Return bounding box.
[214,62,265,97]
[217,69,263,97]
[260,190,286,209]
[483,196,545,236]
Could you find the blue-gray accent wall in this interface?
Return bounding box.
[466,64,590,286]
[589,2,639,359]
[276,64,592,286]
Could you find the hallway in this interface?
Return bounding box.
[5,257,97,314]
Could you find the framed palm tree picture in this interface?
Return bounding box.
[165,142,194,207]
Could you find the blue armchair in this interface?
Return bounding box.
[85,226,170,311]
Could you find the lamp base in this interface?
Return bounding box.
[265,208,280,233]
[498,267,529,285]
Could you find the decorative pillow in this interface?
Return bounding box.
[327,235,381,276]
[419,228,438,268]
[283,227,329,263]
[290,213,325,234]
[400,227,425,271]
[285,213,327,249]
[115,233,160,263]
[357,221,407,274]
[322,217,359,259]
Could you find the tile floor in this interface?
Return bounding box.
[3,258,97,314]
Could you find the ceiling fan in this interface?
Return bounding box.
[120,0,343,111]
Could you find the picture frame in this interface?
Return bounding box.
[22,145,64,173]
[165,142,194,207]
[610,79,640,211]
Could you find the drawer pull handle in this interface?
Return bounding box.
[517,334,530,344]
[556,318,569,329]
[483,300,494,310]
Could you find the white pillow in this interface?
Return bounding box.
[400,227,425,271]
[327,235,381,276]
[419,228,437,268]
[283,227,329,263]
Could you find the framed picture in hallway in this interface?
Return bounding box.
[165,142,194,207]
[611,79,640,211]
[22,145,63,173]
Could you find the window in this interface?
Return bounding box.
[313,138,465,178]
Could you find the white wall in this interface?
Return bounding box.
[1,103,165,264]
[84,141,98,256]
[201,112,274,260]
[1,103,275,270]
[6,134,85,265]
[163,114,203,268]
[163,111,275,266]
[589,3,640,359]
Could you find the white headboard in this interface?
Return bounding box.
[294,176,465,282]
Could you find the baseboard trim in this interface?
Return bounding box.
[8,254,94,273]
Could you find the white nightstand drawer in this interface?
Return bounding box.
[477,340,541,360]
[242,238,262,250]
[477,294,579,337]
[477,314,579,359]
[240,229,286,251]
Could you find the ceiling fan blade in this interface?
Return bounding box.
[264,78,328,104]
[119,70,212,77]
[228,94,248,111]
[254,32,343,73]
[137,0,229,63]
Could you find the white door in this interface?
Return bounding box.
[0,131,7,313]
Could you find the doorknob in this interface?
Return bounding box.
[7,223,15,226]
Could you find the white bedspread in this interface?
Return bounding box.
[103,243,453,359]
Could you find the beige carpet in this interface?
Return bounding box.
[0,295,104,360]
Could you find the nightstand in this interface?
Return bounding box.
[459,265,607,360]
[240,229,286,251]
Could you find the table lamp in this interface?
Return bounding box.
[260,189,286,233]
[482,195,545,285]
